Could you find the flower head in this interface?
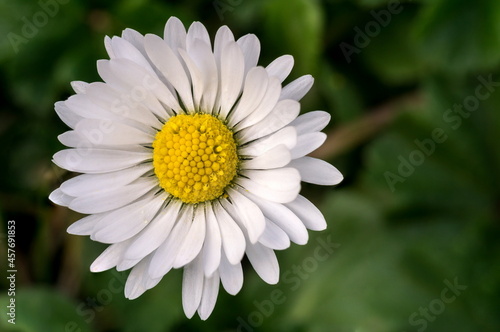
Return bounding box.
[50,16,343,320]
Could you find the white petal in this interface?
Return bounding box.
[71,84,161,134]
[218,42,245,118]
[280,74,314,101]
[178,48,204,110]
[60,165,150,197]
[187,21,211,51]
[291,132,326,159]
[237,34,260,76]
[239,126,297,156]
[213,25,235,68]
[85,82,163,130]
[69,177,156,214]
[67,214,103,235]
[125,199,182,260]
[144,34,194,112]
[258,218,291,250]
[173,205,206,268]
[65,94,108,119]
[198,270,220,320]
[164,17,187,55]
[266,55,294,83]
[91,192,165,244]
[106,58,181,116]
[182,255,204,318]
[143,276,162,290]
[242,191,308,245]
[213,201,246,265]
[237,99,300,143]
[122,28,147,57]
[242,144,291,170]
[237,178,300,204]
[72,119,154,146]
[234,76,281,131]
[124,257,150,299]
[55,101,82,129]
[57,131,84,148]
[219,252,243,295]
[53,149,151,173]
[213,26,232,114]
[90,239,132,272]
[290,110,330,135]
[60,130,152,150]
[148,206,193,278]
[95,60,163,118]
[117,258,142,272]
[110,36,155,74]
[228,66,269,127]
[104,35,114,58]
[244,168,301,194]
[186,39,218,113]
[246,242,279,284]
[71,81,89,94]
[225,188,265,244]
[49,188,73,207]
[202,204,222,277]
[289,157,343,185]
[285,195,327,231]
[219,253,243,295]
[118,35,173,99]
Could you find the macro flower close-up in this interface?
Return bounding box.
[3,1,500,331]
[48,16,342,320]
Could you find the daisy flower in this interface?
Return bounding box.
[50,16,343,320]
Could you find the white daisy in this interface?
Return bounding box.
[50,16,343,320]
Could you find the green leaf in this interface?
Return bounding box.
[0,288,93,332]
[414,0,500,73]
[263,0,324,74]
[362,7,424,84]
[318,62,365,123]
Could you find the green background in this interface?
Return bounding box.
[1,0,499,331]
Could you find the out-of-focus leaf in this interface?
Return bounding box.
[414,0,500,73]
[114,0,183,34]
[319,62,365,123]
[263,0,324,74]
[4,0,85,113]
[356,0,424,7]
[0,288,93,332]
[362,7,424,84]
[254,71,500,332]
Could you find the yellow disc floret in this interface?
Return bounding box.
[152,113,239,204]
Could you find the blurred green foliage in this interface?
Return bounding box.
[0,0,499,331]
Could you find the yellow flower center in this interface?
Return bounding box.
[152,113,239,204]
